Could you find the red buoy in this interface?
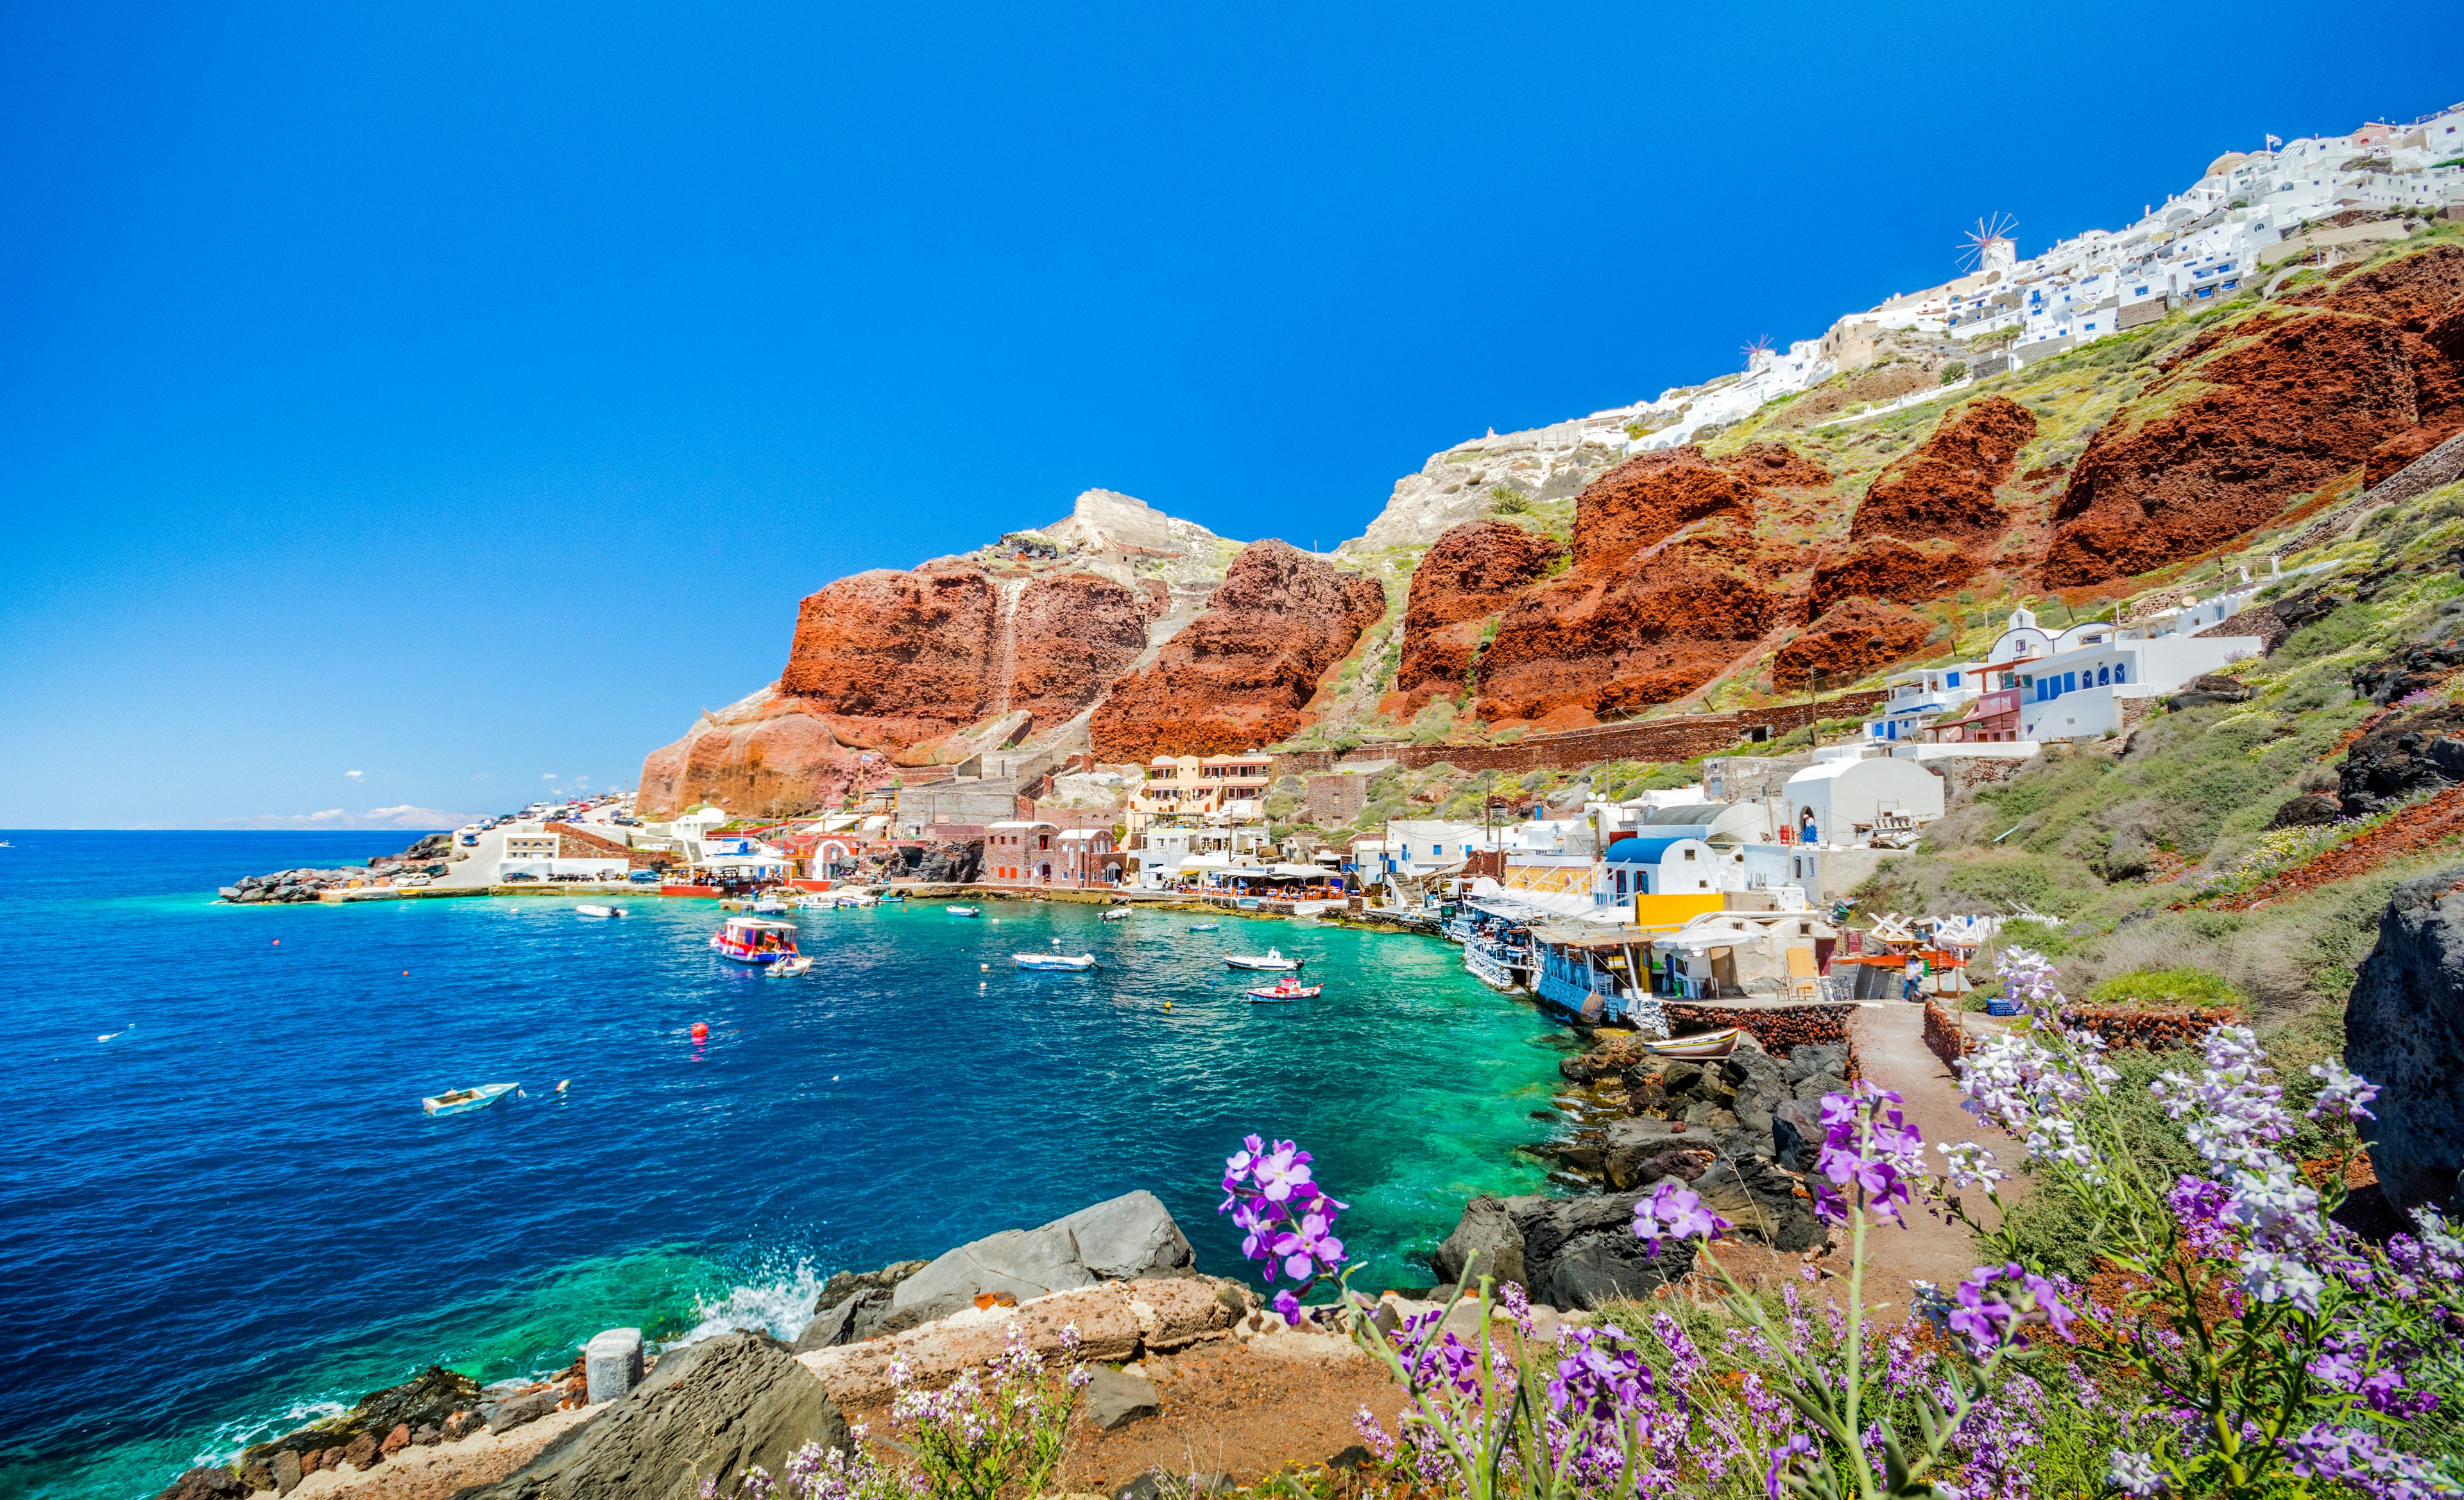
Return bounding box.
[691,1022,709,1040]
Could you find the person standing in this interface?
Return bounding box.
[1903,952,1924,1003]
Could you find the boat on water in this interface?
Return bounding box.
[751,893,791,915]
[1245,977,1322,1002]
[422,1082,519,1116]
[709,914,801,965]
[574,904,624,919]
[1224,948,1304,972]
[1188,921,1220,932]
[769,955,814,977]
[1099,907,1133,921]
[1014,951,1098,971]
[1648,1027,1743,1060]
[835,891,879,908]
[946,905,982,917]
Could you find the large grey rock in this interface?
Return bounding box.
[459,1331,846,1500]
[488,1388,561,1435]
[891,1191,1195,1325]
[1082,1367,1161,1431]
[1601,1118,1697,1192]
[1693,1158,1824,1252]
[1783,1043,1849,1084]
[1506,1193,1696,1309]
[585,1329,643,1405]
[1428,1197,1524,1291]
[1771,1098,1824,1173]
[2347,868,2464,1207]
[792,1259,927,1351]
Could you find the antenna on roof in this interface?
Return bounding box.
[1958,213,2019,271]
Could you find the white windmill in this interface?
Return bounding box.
[1958,214,2019,275]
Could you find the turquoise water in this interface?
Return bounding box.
[0,832,1568,1499]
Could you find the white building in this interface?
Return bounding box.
[2013,626,2263,740]
[1863,663,1987,744]
[1782,751,1947,846]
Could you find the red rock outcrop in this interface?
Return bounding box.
[640,565,1159,815]
[1848,396,2035,546]
[1388,520,1564,715]
[1090,543,1387,758]
[1475,515,1780,724]
[637,690,866,819]
[1771,600,1940,686]
[2044,244,2464,586]
[1462,445,1829,725]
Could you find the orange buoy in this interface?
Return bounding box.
[691,1021,709,1040]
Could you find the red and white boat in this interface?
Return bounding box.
[710,914,800,965]
[1245,976,1322,1003]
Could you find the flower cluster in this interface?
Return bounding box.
[1631,1179,1731,1253]
[1955,1020,2116,1184]
[1811,1080,1928,1226]
[884,1322,1081,1500]
[1929,1262,2076,1359]
[2287,1424,2464,1500]
[2310,1058,2382,1127]
[1219,1134,1349,1321]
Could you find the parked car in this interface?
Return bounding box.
[628,869,661,884]
[503,871,539,882]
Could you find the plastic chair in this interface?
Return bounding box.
[1784,946,1822,1001]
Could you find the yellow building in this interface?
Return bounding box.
[1125,753,1272,841]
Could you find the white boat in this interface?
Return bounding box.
[1099,907,1133,921]
[1224,948,1304,972]
[1189,921,1220,932]
[422,1082,519,1116]
[575,904,624,919]
[710,915,801,964]
[769,955,814,977]
[946,905,982,917]
[835,891,879,908]
[751,893,790,915]
[792,894,836,910]
[1013,951,1098,971]
[1648,1027,1744,1060]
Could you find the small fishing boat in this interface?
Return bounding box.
[835,891,879,908]
[422,1082,519,1116]
[792,894,836,909]
[709,915,801,965]
[769,955,814,977]
[751,893,791,915]
[1224,948,1304,972]
[1189,921,1220,932]
[1648,1027,1743,1061]
[574,904,624,919]
[1014,951,1098,971]
[946,905,982,917]
[1245,977,1322,1002]
[1099,907,1133,921]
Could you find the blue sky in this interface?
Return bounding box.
[2,4,2458,828]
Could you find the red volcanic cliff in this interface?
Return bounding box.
[1810,396,2035,612]
[1464,445,1830,726]
[1090,542,1387,758]
[2043,244,2464,586]
[639,565,1158,815]
[1389,520,1564,715]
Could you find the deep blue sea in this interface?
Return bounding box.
[0,831,1568,1499]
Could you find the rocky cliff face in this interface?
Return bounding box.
[1388,520,1564,715]
[1089,541,1387,758]
[1464,446,1830,727]
[2044,244,2464,586]
[637,491,1221,817]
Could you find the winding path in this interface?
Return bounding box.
[1847,1000,2028,1297]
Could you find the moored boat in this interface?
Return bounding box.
[710,914,801,964]
[574,904,623,919]
[1099,907,1133,921]
[1188,921,1220,932]
[1648,1027,1743,1060]
[945,905,982,917]
[1013,951,1098,971]
[1224,948,1303,972]
[422,1082,519,1116]
[1245,977,1321,1002]
[769,955,814,977]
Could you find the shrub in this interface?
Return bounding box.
[1940,360,1969,385]
[2085,967,2246,1010]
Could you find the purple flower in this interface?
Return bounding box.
[1272,1211,1345,1281]
[1812,1082,1928,1226]
[2309,1059,2381,1126]
[1632,1179,1731,1252]
[2167,1175,2237,1257]
[1765,1432,1815,1500]
[1938,1263,2075,1358]
[1271,1288,1301,1323]
[2286,1424,2459,1500]
[2109,1449,2163,1497]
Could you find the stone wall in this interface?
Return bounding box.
[1664,1001,1857,1055]
[1310,694,1889,778]
[1923,998,1974,1069]
[2060,1005,2239,1052]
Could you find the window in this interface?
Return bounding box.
[1947,670,1962,686]
[1683,848,1697,862]
[2114,661,2128,684]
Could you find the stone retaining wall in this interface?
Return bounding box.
[1665,1002,1856,1055]
[2060,1004,2237,1052]
[1274,693,1890,780]
[1923,998,1974,1069]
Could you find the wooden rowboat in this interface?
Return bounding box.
[1647,1027,1743,1061]
[422,1082,519,1116]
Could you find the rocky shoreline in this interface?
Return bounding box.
[219,835,457,904]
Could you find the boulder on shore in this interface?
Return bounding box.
[459,1331,846,1500]
[2347,867,2464,1207]
[886,1191,1195,1329]
[1427,1193,1695,1307]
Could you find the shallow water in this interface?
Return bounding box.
[0,831,1568,1499]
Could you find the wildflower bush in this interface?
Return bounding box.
[1292,946,2464,1500]
[717,1322,1088,1500]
